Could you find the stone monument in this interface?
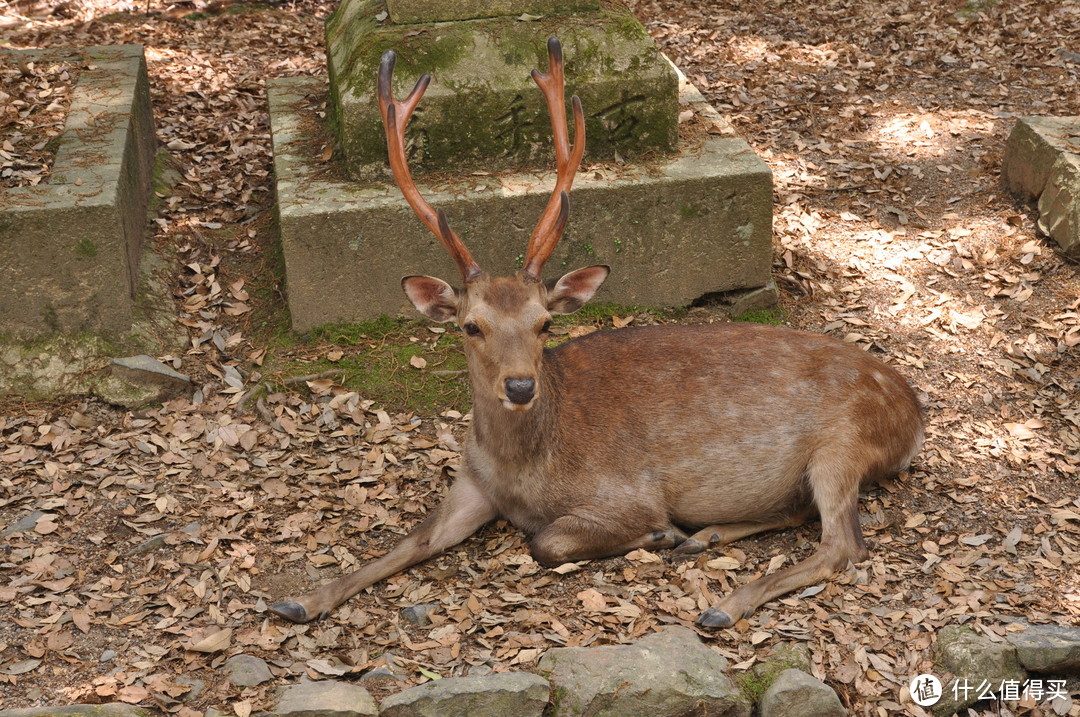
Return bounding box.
[268,0,775,330]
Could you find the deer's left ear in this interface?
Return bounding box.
[402,275,459,322]
[547,265,610,315]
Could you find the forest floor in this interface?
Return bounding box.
[0,0,1078,715]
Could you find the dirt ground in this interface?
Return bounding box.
[0,0,1078,715]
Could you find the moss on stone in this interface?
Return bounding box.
[325,0,677,179]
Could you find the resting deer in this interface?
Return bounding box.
[269,37,924,628]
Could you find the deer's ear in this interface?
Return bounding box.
[547,265,610,315]
[402,275,458,322]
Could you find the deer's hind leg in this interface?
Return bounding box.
[696,454,868,628]
[672,509,813,555]
[528,514,686,567]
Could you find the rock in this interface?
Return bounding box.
[758,669,845,717]
[359,665,407,682]
[175,676,205,701]
[225,653,274,687]
[359,652,406,682]
[726,279,780,318]
[269,681,378,717]
[538,625,751,717]
[379,673,550,717]
[99,649,117,663]
[1005,622,1080,673]
[125,533,168,556]
[933,625,1028,715]
[0,706,154,717]
[102,355,191,407]
[401,604,437,627]
[1003,116,1080,260]
[1036,149,1080,260]
[1,510,46,537]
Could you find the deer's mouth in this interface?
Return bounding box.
[500,396,536,412]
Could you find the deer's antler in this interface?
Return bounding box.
[520,36,586,281]
[378,50,483,283]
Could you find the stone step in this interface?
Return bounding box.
[268,72,772,331]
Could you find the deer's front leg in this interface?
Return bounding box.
[269,475,497,623]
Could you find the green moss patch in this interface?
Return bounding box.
[268,317,470,414]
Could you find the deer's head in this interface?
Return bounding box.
[381,38,608,410]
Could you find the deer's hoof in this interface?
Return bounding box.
[696,606,735,628]
[268,600,312,623]
[672,538,708,555]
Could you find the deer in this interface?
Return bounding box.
[268,37,925,629]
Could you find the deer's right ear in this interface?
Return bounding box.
[402,275,458,322]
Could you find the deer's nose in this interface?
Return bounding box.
[504,377,536,405]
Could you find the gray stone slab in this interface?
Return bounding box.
[379,673,550,717]
[386,0,598,24]
[0,44,156,338]
[1005,622,1080,673]
[0,706,153,717]
[269,681,378,716]
[1003,116,1080,198]
[537,626,751,717]
[325,2,677,179]
[268,72,772,331]
[1003,116,1080,260]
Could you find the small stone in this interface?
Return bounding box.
[175,676,205,701]
[271,681,378,716]
[360,652,405,682]
[126,533,168,556]
[401,604,436,627]
[1,510,45,537]
[224,654,274,687]
[99,649,117,663]
[758,669,845,717]
[104,355,192,407]
[359,665,406,682]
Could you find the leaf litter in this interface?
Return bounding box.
[1,0,1079,715]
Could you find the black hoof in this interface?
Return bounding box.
[672,538,707,555]
[696,607,735,628]
[268,600,311,623]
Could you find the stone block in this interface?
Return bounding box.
[758,669,845,717]
[1003,116,1080,198]
[1036,151,1080,260]
[1005,621,1080,673]
[269,681,378,716]
[1003,116,1080,260]
[268,74,772,331]
[537,626,751,717]
[0,45,156,338]
[386,0,598,24]
[325,1,677,179]
[379,673,550,717]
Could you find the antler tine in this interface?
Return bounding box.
[378,50,483,283]
[521,36,586,281]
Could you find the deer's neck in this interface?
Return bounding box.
[468,351,561,467]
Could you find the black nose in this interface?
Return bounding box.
[504,377,536,405]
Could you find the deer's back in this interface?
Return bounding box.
[535,322,923,527]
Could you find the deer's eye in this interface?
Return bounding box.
[540,320,552,334]
[463,322,483,337]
